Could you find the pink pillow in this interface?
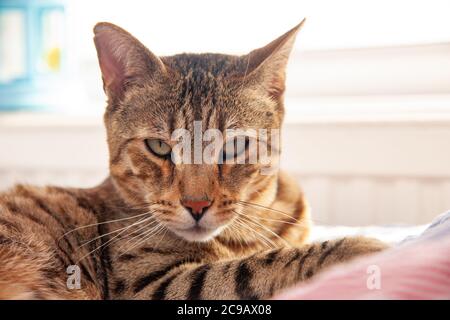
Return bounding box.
[275,237,450,300]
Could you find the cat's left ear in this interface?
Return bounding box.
[243,19,305,100]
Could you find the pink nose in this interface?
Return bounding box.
[182,200,212,221]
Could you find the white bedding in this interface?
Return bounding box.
[309,224,428,245]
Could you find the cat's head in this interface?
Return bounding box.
[93,21,303,242]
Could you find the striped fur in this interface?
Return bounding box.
[0,22,387,299]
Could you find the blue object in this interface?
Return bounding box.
[0,0,66,111]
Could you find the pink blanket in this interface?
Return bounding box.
[275,217,450,300]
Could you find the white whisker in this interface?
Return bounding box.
[77,216,153,249]
[75,213,158,263]
[236,201,297,222]
[234,217,276,249]
[58,210,154,242]
[235,210,290,247]
[118,222,165,256]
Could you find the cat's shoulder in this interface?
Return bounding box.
[3,183,80,200]
[277,170,304,198]
[0,183,97,216]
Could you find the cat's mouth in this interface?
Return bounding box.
[172,225,224,242]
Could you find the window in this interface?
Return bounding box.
[0,0,66,111]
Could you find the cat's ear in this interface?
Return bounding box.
[243,19,305,100]
[93,22,166,100]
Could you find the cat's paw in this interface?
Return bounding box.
[330,236,388,265]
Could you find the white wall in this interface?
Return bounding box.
[283,120,450,226]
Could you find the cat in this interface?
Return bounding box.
[0,20,387,300]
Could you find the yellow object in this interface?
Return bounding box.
[45,47,61,71]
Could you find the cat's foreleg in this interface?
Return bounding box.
[133,236,387,300]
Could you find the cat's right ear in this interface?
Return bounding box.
[93,22,166,101]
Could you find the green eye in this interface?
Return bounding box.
[145,139,172,157]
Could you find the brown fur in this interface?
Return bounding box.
[0,21,387,299]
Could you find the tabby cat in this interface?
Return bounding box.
[0,20,386,300]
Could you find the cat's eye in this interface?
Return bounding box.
[222,137,249,162]
[145,139,172,157]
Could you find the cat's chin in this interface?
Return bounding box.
[173,225,224,242]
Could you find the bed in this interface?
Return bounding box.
[276,211,450,299]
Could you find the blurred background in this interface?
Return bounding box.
[1,0,450,226]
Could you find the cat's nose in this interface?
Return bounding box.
[181,199,212,222]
